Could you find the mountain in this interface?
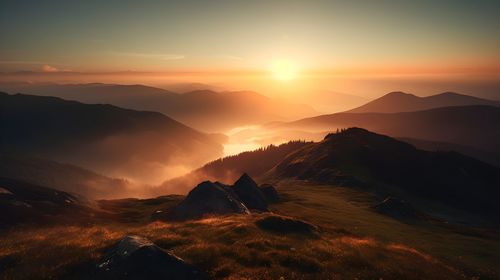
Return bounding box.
[348,91,500,113]
[159,140,311,194]
[285,105,500,153]
[268,128,500,216]
[0,154,132,199]
[0,82,317,131]
[0,92,223,184]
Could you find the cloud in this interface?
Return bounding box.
[40,65,59,72]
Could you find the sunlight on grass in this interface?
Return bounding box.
[0,212,468,280]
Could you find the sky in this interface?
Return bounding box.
[1,0,499,100]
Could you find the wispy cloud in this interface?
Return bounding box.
[111,52,185,60]
[40,65,59,72]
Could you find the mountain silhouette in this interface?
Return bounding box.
[0,83,317,131]
[0,92,223,183]
[0,154,131,199]
[347,91,500,113]
[269,128,500,215]
[286,105,500,153]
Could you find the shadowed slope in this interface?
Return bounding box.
[0,154,131,199]
[0,177,96,228]
[287,105,500,152]
[0,92,223,184]
[269,128,500,215]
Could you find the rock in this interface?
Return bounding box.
[96,235,205,280]
[373,197,422,221]
[255,215,317,235]
[232,173,268,211]
[167,181,250,221]
[259,184,280,203]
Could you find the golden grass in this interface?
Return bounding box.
[1,180,498,279]
[0,213,466,280]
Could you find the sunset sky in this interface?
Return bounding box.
[1,0,499,100]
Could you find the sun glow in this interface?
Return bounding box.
[271,59,298,81]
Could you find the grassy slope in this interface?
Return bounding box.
[1,180,498,279]
[271,181,500,278]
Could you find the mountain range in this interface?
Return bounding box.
[282,105,500,153]
[0,92,223,184]
[348,91,500,113]
[0,82,317,131]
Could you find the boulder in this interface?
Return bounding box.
[167,181,250,221]
[373,197,422,221]
[232,173,268,211]
[255,215,317,235]
[96,235,204,280]
[259,184,280,203]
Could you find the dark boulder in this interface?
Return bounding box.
[259,184,280,203]
[232,173,268,211]
[373,197,423,221]
[167,181,249,221]
[96,235,205,280]
[256,215,317,235]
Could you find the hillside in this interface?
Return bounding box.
[268,128,500,215]
[0,92,223,184]
[286,105,500,153]
[0,154,132,199]
[0,177,97,229]
[1,130,499,278]
[0,83,317,131]
[397,137,500,168]
[348,91,500,113]
[159,140,311,194]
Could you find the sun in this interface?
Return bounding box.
[270,59,298,81]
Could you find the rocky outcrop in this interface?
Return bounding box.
[96,235,205,279]
[167,181,250,221]
[259,184,280,203]
[232,173,268,211]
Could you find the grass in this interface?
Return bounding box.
[0,180,498,279]
[270,180,500,279]
[0,215,465,280]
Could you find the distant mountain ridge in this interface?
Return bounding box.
[0,82,317,131]
[348,91,500,113]
[0,92,223,184]
[286,105,500,153]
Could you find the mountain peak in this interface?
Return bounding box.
[347,90,499,113]
[324,127,370,140]
[234,173,259,189]
[384,91,415,97]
